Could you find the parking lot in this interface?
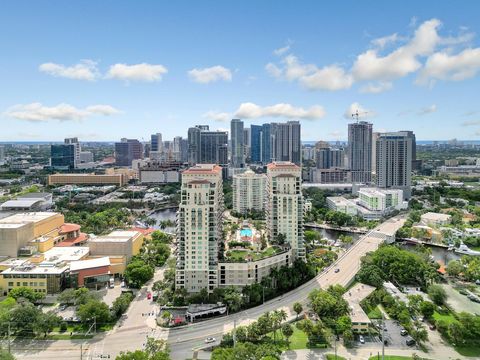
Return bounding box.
[357,320,416,350]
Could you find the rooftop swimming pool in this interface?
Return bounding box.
[240,228,253,237]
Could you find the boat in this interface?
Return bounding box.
[455,243,480,256]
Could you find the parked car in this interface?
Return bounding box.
[59,304,68,311]
[429,324,436,330]
[334,268,340,273]
[359,335,365,344]
[121,281,126,288]
[400,329,408,336]
[406,337,416,346]
[205,337,216,344]
[147,292,152,300]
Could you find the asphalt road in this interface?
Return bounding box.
[11,216,405,360]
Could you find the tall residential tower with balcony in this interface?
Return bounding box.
[266,162,305,260]
[232,169,266,215]
[175,164,224,293]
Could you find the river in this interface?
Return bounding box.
[399,242,461,264]
[148,208,177,233]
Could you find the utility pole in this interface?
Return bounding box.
[262,286,265,304]
[233,319,237,347]
[381,313,385,360]
[80,343,83,360]
[7,322,11,354]
[93,316,97,335]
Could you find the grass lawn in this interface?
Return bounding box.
[226,250,249,261]
[326,355,346,360]
[432,311,457,325]
[368,357,431,360]
[454,346,480,357]
[367,305,383,319]
[267,324,327,350]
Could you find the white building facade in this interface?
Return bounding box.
[232,170,266,215]
[175,164,224,293]
[266,162,305,260]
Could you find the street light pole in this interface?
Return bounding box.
[381,313,385,360]
[7,322,11,354]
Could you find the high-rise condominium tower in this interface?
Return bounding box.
[348,121,373,183]
[175,164,224,293]
[115,138,143,166]
[187,125,228,167]
[230,119,245,168]
[266,162,305,260]
[232,169,266,215]
[150,133,163,152]
[375,131,413,199]
[271,121,301,165]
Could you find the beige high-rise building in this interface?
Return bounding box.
[232,169,266,215]
[266,162,305,260]
[175,164,224,293]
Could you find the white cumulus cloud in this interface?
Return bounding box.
[4,103,121,122]
[352,19,442,82]
[235,102,326,120]
[417,48,480,85]
[106,63,168,82]
[39,60,99,81]
[188,66,232,83]
[266,54,353,91]
[359,81,393,94]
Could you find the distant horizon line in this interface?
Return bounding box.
[1,140,480,144]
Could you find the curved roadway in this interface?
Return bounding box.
[12,216,404,359]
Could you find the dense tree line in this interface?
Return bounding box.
[63,206,132,234]
[356,245,439,289]
[116,337,170,360]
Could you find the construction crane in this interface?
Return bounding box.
[351,110,369,122]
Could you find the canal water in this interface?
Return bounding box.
[148,208,361,243]
[399,243,461,264]
[148,208,177,233]
[309,227,361,243]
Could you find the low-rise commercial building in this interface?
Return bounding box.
[48,173,128,186]
[326,197,358,216]
[138,161,182,184]
[357,188,404,211]
[88,230,144,261]
[218,249,291,288]
[0,247,89,295]
[0,212,65,257]
[70,257,111,288]
[420,212,452,226]
[0,192,53,211]
[342,283,376,333]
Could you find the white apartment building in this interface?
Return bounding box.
[266,162,305,260]
[232,169,266,214]
[357,187,404,212]
[175,164,224,293]
[327,196,358,216]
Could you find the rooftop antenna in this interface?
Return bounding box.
[351,110,369,123]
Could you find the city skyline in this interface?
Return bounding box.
[1,1,480,142]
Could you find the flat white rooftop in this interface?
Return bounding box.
[70,257,110,272]
[0,212,59,224]
[43,246,89,262]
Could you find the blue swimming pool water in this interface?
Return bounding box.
[240,228,253,237]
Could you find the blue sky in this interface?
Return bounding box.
[1,0,480,142]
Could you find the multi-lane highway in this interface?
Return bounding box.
[12,216,404,360]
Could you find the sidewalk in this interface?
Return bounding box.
[281,343,471,360]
